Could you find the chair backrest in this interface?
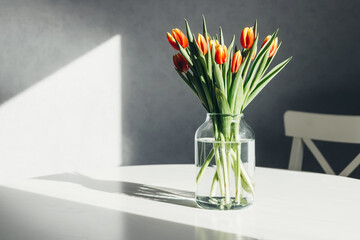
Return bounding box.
[284,110,360,176]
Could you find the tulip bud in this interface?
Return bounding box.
[173,53,189,73]
[240,27,255,49]
[196,34,208,55]
[167,28,189,51]
[261,35,278,57]
[215,45,228,65]
[231,50,243,73]
[209,39,220,51]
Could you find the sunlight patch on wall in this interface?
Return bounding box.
[0,35,122,182]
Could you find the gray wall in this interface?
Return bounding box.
[0,0,359,177]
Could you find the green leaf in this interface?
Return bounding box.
[253,19,258,38]
[219,27,224,45]
[243,29,278,91]
[262,42,282,76]
[186,72,210,111]
[227,35,236,53]
[202,15,208,40]
[228,58,247,112]
[184,19,194,43]
[241,36,259,80]
[214,63,225,93]
[215,86,231,113]
[175,68,198,96]
[176,41,193,66]
[246,47,270,94]
[223,35,236,93]
[244,57,292,108]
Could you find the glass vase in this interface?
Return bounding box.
[195,113,255,210]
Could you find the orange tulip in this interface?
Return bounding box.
[240,27,255,49]
[261,35,278,57]
[231,50,243,73]
[215,45,228,65]
[173,53,189,73]
[196,34,208,55]
[167,28,189,51]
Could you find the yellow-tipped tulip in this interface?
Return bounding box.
[262,35,278,57]
[231,50,243,73]
[215,45,228,65]
[209,39,220,51]
[196,34,208,55]
[240,27,255,49]
[167,28,189,51]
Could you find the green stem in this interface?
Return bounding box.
[230,149,255,196]
[235,144,242,203]
[214,144,225,196]
[209,171,218,197]
[196,148,215,184]
[220,142,231,207]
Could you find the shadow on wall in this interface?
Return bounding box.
[0,35,122,181]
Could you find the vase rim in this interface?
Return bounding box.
[206,113,244,117]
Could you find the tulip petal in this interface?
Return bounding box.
[167,32,179,50]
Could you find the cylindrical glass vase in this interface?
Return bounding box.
[195,113,255,210]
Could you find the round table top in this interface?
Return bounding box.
[0,164,359,240]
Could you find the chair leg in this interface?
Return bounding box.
[288,137,304,171]
[339,153,360,177]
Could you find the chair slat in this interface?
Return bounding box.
[303,138,335,175]
[284,111,360,143]
[339,154,360,177]
[284,111,360,177]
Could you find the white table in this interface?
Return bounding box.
[0,165,359,240]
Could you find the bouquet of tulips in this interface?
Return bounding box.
[167,16,291,208]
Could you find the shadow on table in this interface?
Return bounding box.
[0,185,258,240]
[35,173,199,208]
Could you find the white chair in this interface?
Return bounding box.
[284,111,360,176]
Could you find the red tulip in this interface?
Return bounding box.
[231,50,243,73]
[196,34,208,55]
[167,28,189,51]
[215,45,228,65]
[261,35,278,57]
[240,27,255,49]
[173,53,189,73]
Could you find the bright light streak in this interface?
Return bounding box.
[0,35,122,182]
